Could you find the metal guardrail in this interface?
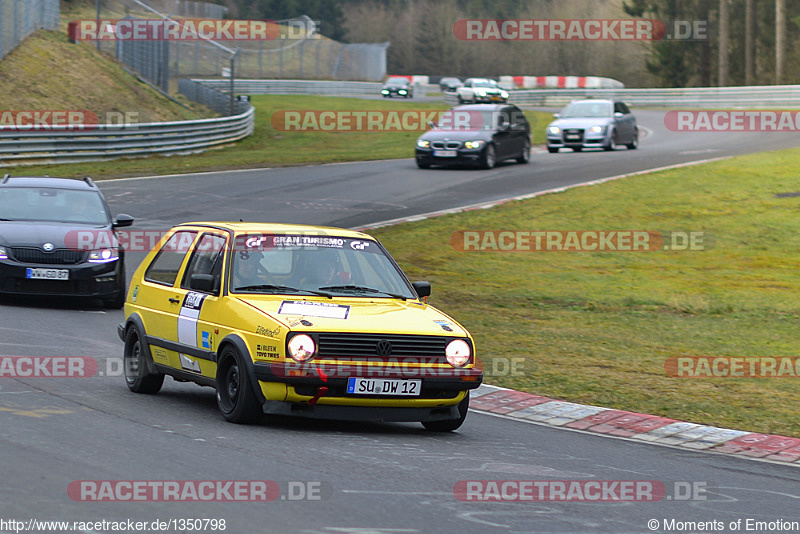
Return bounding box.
[444,85,800,109]
[193,78,441,98]
[0,106,254,166]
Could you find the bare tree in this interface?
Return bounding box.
[776,0,786,83]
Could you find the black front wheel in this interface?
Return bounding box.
[422,393,469,432]
[123,328,164,394]
[216,346,262,424]
[517,139,531,164]
[481,143,496,169]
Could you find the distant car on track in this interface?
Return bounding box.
[381,77,414,98]
[546,99,639,152]
[455,78,508,104]
[415,103,531,169]
[120,222,482,431]
[0,175,133,308]
[439,77,463,92]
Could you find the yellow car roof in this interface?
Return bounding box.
[177,222,372,239]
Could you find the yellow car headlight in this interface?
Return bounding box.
[445,339,471,367]
[288,334,316,362]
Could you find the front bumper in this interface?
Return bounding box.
[547,130,609,150]
[253,361,481,419]
[0,258,124,298]
[415,148,485,166]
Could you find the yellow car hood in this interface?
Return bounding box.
[236,296,468,337]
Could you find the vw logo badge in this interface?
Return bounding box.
[42,242,55,252]
[376,340,392,356]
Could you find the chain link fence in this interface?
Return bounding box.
[0,0,59,60]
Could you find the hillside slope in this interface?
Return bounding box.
[0,29,208,124]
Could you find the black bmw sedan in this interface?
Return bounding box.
[415,104,531,169]
[0,175,133,308]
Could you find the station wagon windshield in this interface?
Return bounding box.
[230,234,417,299]
[0,187,109,224]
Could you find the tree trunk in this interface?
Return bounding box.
[776,0,786,84]
[718,0,730,86]
[745,0,755,84]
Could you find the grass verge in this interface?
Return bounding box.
[370,148,800,437]
[8,95,552,180]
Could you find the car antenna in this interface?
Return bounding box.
[83,176,95,187]
[1,174,9,184]
[239,218,244,222]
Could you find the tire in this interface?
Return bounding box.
[216,346,261,424]
[457,96,464,104]
[103,288,125,309]
[604,130,616,151]
[416,158,431,169]
[626,127,639,149]
[123,327,164,394]
[517,139,531,164]
[547,146,559,154]
[422,392,469,432]
[480,143,496,169]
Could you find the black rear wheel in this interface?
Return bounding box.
[517,139,531,164]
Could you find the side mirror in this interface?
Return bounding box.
[553,113,560,119]
[412,281,431,298]
[113,214,134,228]
[614,112,624,118]
[190,274,216,292]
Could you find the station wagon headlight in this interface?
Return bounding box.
[381,89,389,94]
[288,334,316,362]
[445,339,471,367]
[417,140,430,148]
[500,91,509,98]
[88,248,119,263]
[548,126,561,135]
[399,89,407,94]
[0,246,7,260]
[464,141,484,149]
[589,125,605,134]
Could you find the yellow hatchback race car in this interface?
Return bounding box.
[119,222,482,431]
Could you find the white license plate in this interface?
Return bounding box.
[347,377,421,396]
[433,150,457,157]
[25,268,68,280]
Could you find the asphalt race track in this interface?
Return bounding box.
[1,110,800,534]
